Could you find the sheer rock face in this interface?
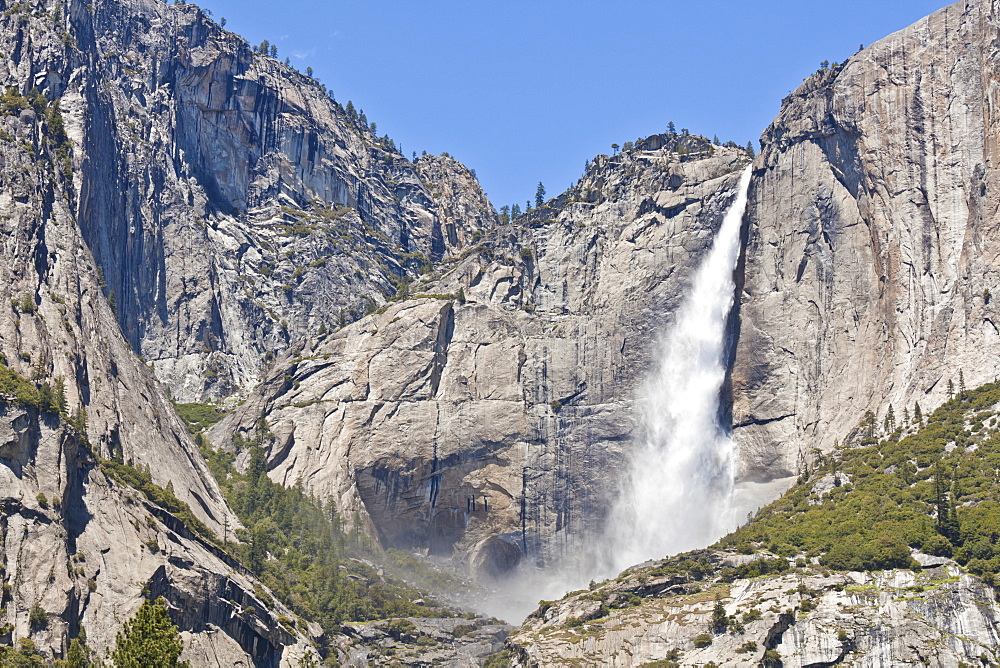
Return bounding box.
[0,407,315,667]
[507,558,1000,666]
[0,1,319,663]
[7,0,498,402]
[733,0,1000,481]
[210,143,750,575]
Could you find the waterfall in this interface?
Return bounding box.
[605,164,752,573]
[475,165,753,622]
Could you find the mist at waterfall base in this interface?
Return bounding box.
[473,166,755,623]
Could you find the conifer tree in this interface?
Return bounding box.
[860,410,877,440]
[913,402,922,424]
[66,626,91,668]
[535,182,546,208]
[934,461,949,536]
[111,597,188,667]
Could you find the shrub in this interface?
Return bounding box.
[452,624,476,638]
[693,633,712,648]
[28,604,47,631]
[922,533,953,558]
[386,618,417,638]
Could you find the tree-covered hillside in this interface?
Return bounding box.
[720,380,1000,582]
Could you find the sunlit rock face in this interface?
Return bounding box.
[41,0,499,403]
[507,554,1000,666]
[210,142,751,577]
[734,0,1000,483]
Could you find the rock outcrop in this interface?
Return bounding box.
[734,0,1000,483]
[506,553,1000,666]
[210,140,751,576]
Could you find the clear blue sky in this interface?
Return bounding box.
[202,0,949,210]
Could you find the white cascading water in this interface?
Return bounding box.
[604,164,753,573]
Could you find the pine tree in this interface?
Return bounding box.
[611,143,619,154]
[667,121,676,133]
[959,369,966,395]
[53,376,67,415]
[111,597,188,667]
[511,203,521,218]
[913,402,922,424]
[66,626,91,668]
[535,182,546,208]
[934,461,950,536]
[860,410,877,440]
[710,597,728,633]
[948,379,955,398]
[499,205,510,224]
[745,141,756,158]
[305,66,313,78]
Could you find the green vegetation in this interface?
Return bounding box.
[100,459,217,546]
[534,182,546,208]
[198,438,452,645]
[27,605,47,631]
[719,380,1000,583]
[482,649,516,668]
[0,638,46,666]
[172,402,225,434]
[111,597,188,667]
[0,363,67,416]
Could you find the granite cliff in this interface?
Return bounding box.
[0,28,317,663]
[209,137,752,579]
[5,0,1000,663]
[53,0,497,402]
[733,0,1000,486]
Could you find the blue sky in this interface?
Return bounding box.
[202,0,949,210]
